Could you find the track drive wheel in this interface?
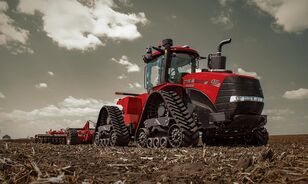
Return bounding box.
[136,128,149,148]
[168,124,184,148]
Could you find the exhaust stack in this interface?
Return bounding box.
[208,38,232,70]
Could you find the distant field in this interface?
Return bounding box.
[1,135,307,183]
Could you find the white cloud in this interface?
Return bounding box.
[264,108,294,116]
[117,74,127,79]
[35,83,48,88]
[263,108,294,121]
[115,0,133,7]
[0,1,32,54]
[268,116,285,121]
[250,0,308,33]
[17,0,148,50]
[236,68,261,79]
[283,88,308,100]
[128,82,142,88]
[48,71,54,76]
[210,12,233,29]
[0,96,113,138]
[211,1,233,29]
[128,83,134,88]
[133,82,142,88]
[218,0,234,7]
[112,55,140,72]
[0,92,5,99]
[0,1,7,9]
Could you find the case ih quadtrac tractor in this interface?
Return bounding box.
[94,38,268,148]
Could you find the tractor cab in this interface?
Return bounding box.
[144,39,199,91]
[143,38,233,92]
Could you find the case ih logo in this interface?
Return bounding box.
[184,79,208,85]
[210,79,221,87]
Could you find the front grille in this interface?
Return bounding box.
[215,76,264,119]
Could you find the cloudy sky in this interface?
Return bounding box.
[0,0,308,138]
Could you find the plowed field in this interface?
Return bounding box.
[1,135,307,183]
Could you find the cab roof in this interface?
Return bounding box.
[152,46,200,58]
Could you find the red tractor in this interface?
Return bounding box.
[35,120,95,145]
[94,38,268,148]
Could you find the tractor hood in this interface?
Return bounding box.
[182,72,261,104]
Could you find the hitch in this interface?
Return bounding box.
[115,92,139,96]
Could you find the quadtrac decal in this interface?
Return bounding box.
[184,79,209,87]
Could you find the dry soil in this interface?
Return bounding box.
[1,135,308,183]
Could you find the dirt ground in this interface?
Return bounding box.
[1,135,308,184]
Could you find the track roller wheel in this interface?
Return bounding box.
[153,137,160,148]
[102,138,109,146]
[136,128,149,148]
[147,138,153,148]
[160,137,168,148]
[109,130,117,146]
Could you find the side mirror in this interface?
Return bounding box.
[143,54,153,63]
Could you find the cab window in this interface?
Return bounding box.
[146,55,164,89]
[168,53,196,83]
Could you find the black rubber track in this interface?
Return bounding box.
[250,127,269,146]
[159,90,199,147]
[101,106,130,146]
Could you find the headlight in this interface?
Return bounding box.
[230,96,264,103]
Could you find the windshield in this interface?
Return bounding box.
[145,52,196,90]
[168,53,196,83]
[146,55,164,89]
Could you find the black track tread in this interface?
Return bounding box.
[251,127,269,146]
[159,90,199,147]
[104,106,129,146]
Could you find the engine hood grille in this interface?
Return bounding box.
[215,76,264,119]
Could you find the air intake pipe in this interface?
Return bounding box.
[208,38,232,70]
